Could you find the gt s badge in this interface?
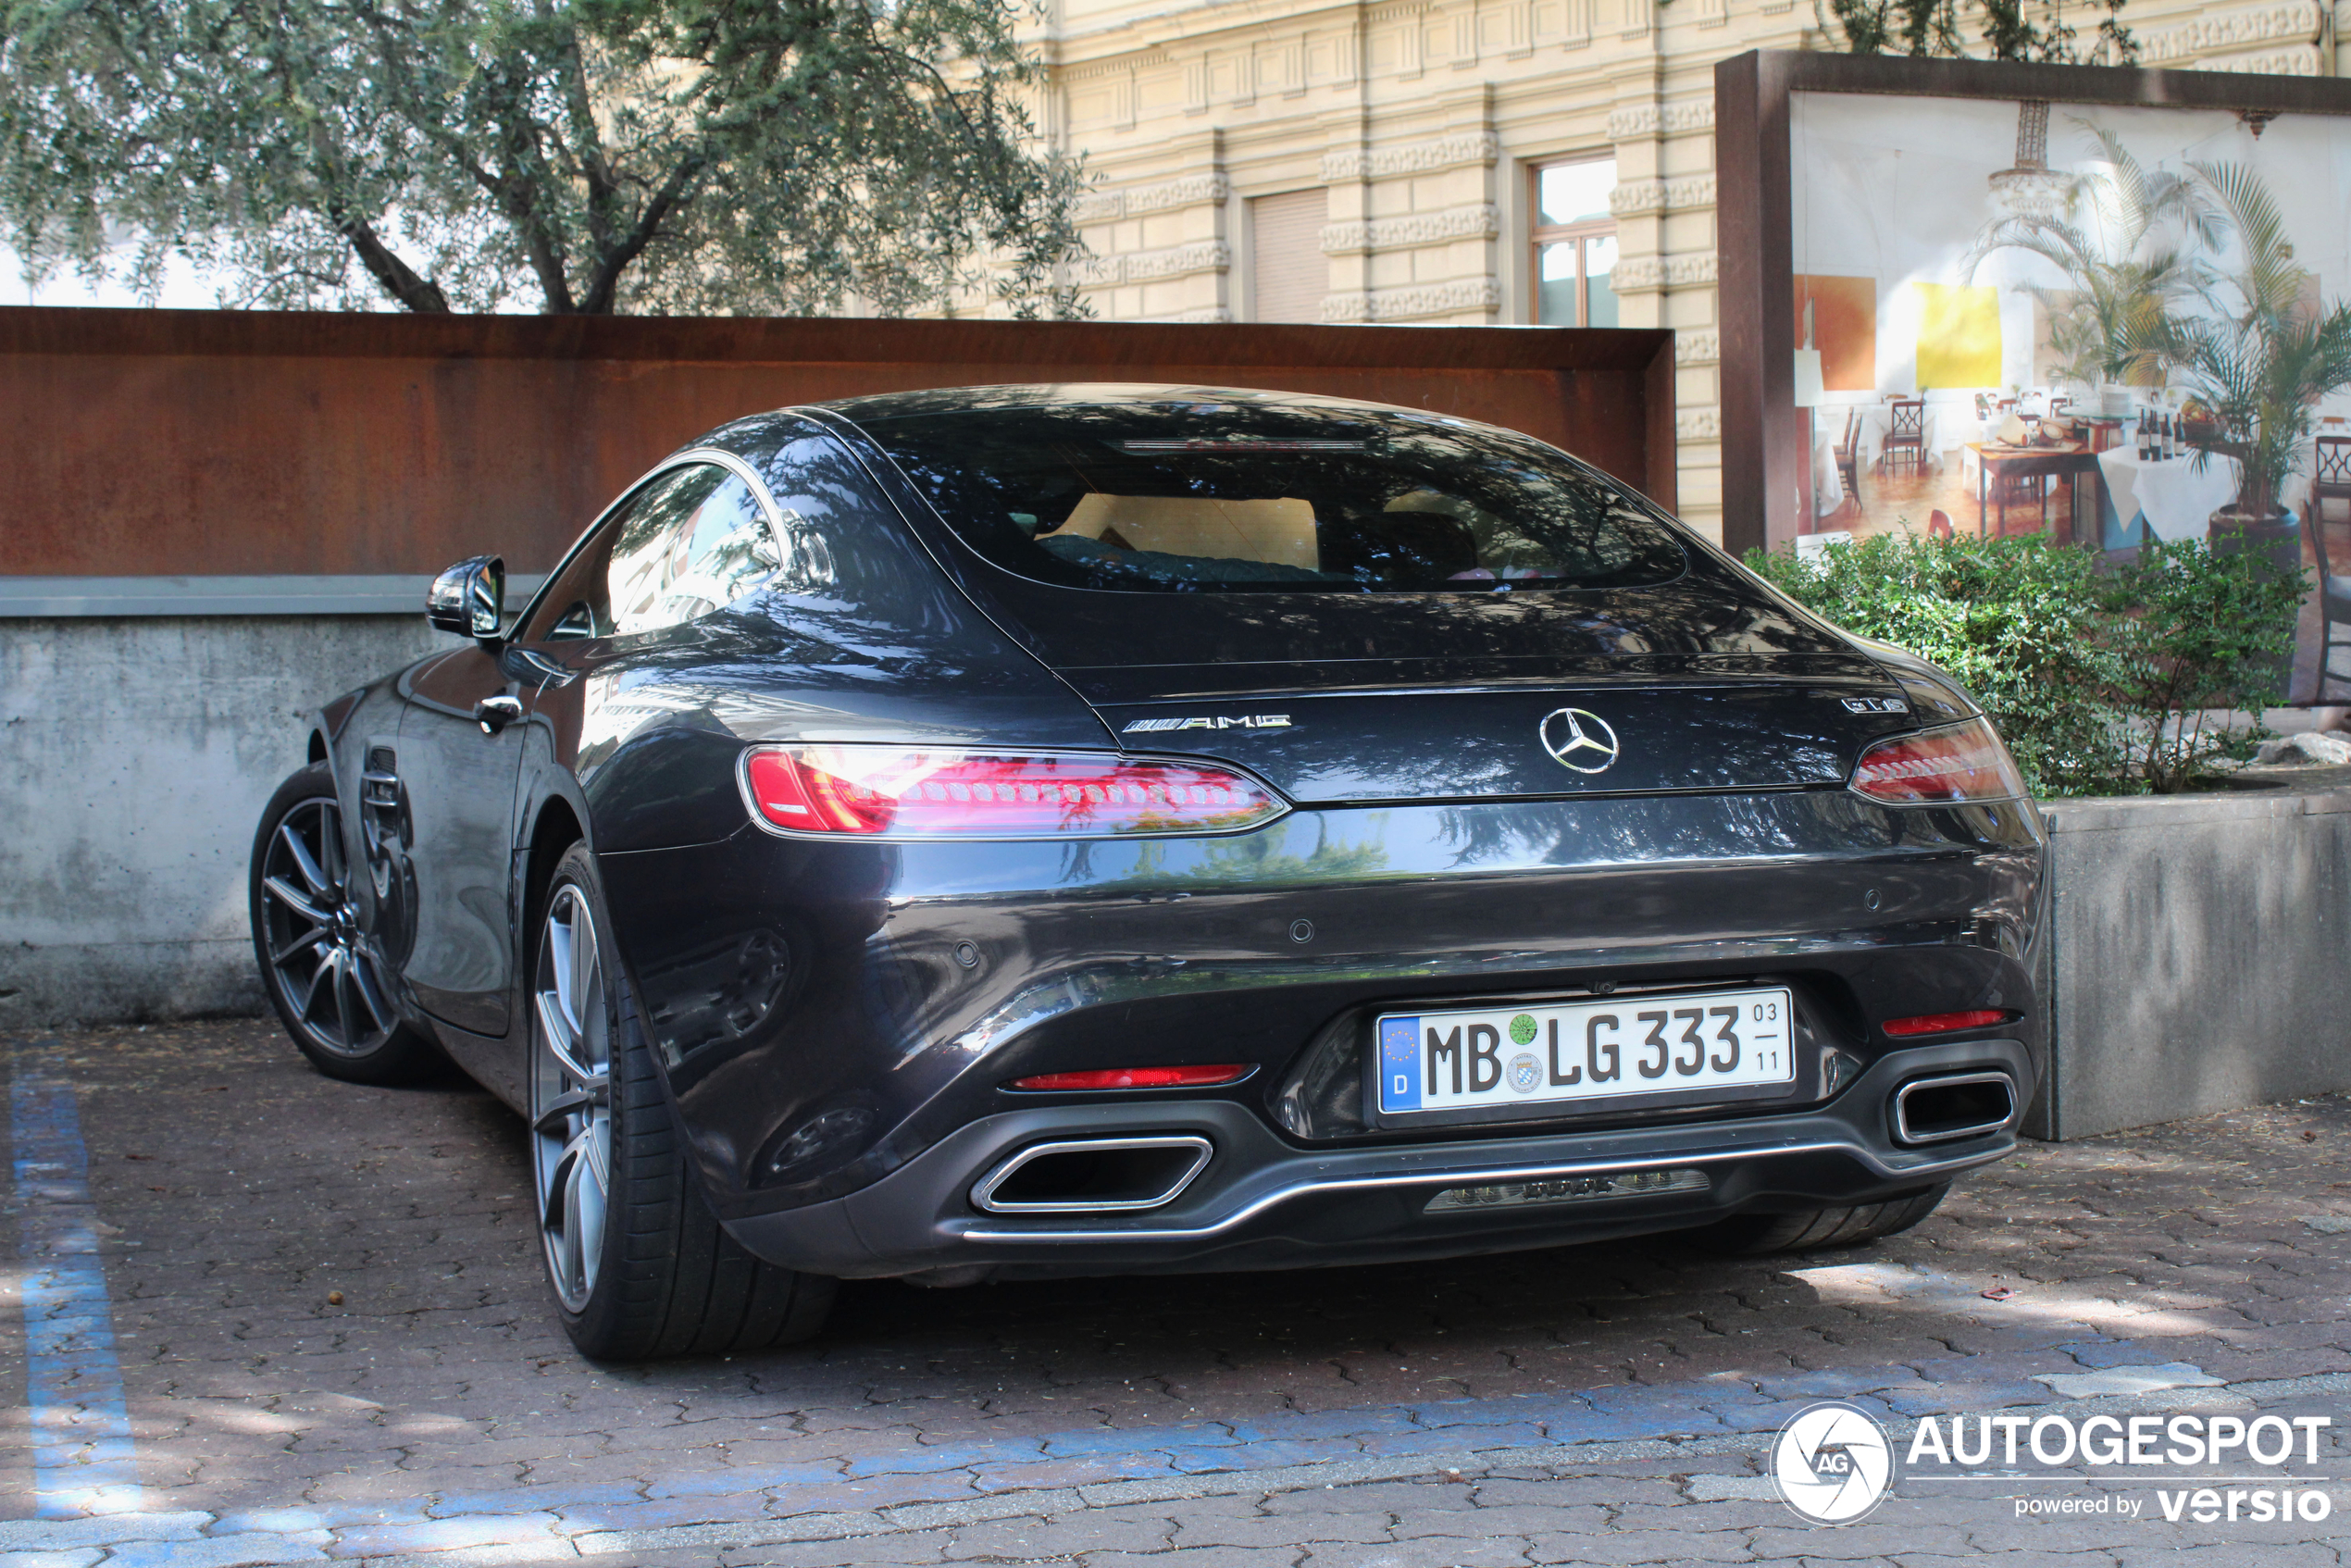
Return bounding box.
[1842,697,1909,715]
[1123,715,1293,734]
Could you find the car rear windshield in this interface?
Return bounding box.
[860,404,1688,594]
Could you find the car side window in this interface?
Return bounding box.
[607,466,777,635]
[522,463,777,642]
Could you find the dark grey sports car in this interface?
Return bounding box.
[250,384,2045,1360]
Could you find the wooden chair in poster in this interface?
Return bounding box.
[1834,409,1862,516]
[1883,399,1926,471]
[2310,436,2351,532]
[2313,438,2351,700]
[2309,497,2351,701]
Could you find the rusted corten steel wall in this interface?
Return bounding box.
[0,307,1675,579]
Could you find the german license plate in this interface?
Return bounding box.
[1373,988,1795,1118]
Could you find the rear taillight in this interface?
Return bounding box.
[1849,717,2028,804]
[1008,1064,1253,1091]
[1883,1009,2016,1038]
[738,745,1287,839]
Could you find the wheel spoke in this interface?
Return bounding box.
[574,1143,607,1287]
[347,953,392,1032]
[569,904,599,1040]
[270,927,331,965]
[298,947,341,1025]
[560,1154,589,1295]
[317,806,349,896]
[529,1084,605,1138]
[535,989,597,1086]
[330,955,358,1046]
[278,819,333,898]
[264,876,330,926]
[552,912,586,1039]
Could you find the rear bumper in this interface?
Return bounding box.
[603,790,2046,1220]
[722,1037,2029,1280]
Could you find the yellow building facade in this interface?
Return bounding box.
[1016,0,2340,544]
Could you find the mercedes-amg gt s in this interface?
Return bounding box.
[250,385,2044,1359]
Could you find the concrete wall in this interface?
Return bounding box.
[2028,789,2351,1141]
[0,614,445,1027]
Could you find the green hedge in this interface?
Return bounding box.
[1745,529,2304,796]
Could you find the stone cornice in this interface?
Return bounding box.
[1320,278,1500,322]
[1319,204,1499,254]
[1076,240,1232,286]
[2196,45,2324,73]
[1073,174,1232,224]
[1141,306,1236,324]
[2140,1,2326,64]
[1607,101,1715,140]
[1061,49,1172,81]
[1613,254,1718,293]
[1610,176,1716,218]
[1322,131,1499,183]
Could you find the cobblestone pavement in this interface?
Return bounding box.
[4,1019,2348,1567]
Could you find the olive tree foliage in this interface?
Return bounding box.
[1828,0,2138,65]
[0,0,1089,317]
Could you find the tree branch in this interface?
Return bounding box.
[333,211,452,312]
[579,155,704,315]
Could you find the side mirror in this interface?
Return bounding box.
[427,555,505,641]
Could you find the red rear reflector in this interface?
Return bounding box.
[739,746,1286,839]
[1883,1010,2012,1038]
[1009,1064,1252,1091]
[1849,717,2028,805]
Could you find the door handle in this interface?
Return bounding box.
[474,695,524,735]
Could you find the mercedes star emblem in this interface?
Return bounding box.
[1539,707,1622,774]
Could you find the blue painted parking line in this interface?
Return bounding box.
[10,1040,143,1518]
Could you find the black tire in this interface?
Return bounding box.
[530,842,835,1361]
[250,762,443,1085]
[1681,1185,1950,1257]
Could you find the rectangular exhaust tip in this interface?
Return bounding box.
[971,1136,1213,1213]
[1893,1072,2017,1145]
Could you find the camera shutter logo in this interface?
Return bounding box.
[1539,708,1622,774]
[1772,1400,1898,1524]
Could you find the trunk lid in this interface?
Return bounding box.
[1077,654,1917,803]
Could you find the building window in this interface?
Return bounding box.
[1250,190,1328,324]
[1532,158,1618,328]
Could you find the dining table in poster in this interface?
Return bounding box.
[1965,442,2102,539]
[2095,447,2242,543]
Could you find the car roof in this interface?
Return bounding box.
[805,382,1467,426]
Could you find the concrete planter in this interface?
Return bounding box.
[0,613,447,1027]
[2027,785,2351,1140]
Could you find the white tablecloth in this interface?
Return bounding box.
[2096,449,2242,542]
[1811,423,1844,515]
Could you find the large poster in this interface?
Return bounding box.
[1788,88,2351,566]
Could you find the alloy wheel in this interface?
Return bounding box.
[256,796,399,1057]
[531,885,614,1313]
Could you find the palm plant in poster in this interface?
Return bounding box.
[1965,126,2216,401]
[2159,161,2351,526]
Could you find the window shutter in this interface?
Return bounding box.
[1250,192,1328,324]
